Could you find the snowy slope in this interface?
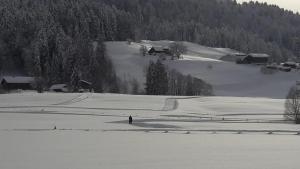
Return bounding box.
[106,41,299,98]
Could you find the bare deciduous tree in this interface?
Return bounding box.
[169,42,187,60]
[130,78,140,94]
[285,86,300,124]
[140,45,148,57]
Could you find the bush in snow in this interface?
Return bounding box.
[285,86,300,124]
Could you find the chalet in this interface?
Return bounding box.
[0,76,34,90]
[148,47,171,55]
[236,53,270,64]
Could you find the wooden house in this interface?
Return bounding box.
[1,76,34,90]
[148,47,171,55]
[237,53,270,64]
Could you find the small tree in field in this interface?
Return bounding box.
[32,53,44,93]
[169,42,187,60]
[140,45,148,56]
[285,86,300,124]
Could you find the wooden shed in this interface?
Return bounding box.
[1,76,34,90]
[148,47,171,55]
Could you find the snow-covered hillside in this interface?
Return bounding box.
[0,93,300,169]
[106,41,299,98]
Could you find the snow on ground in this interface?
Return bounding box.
[1,93,300,169]
[1,40,299,168]
[106,41,299,98]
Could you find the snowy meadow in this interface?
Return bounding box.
[0,93,299,169]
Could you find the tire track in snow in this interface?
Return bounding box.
[52,93,90,105]
[104,129,300,135]
[0,96,187,112]
[162,98,178,111]
[0,96,199,113]
[3,128,300,136]
[161,96,203,111]
[0,105,166,111]
[0,111,128,117]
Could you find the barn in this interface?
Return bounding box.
[1,76,34,90]
[148,47,171,55]
[237,53,270,64]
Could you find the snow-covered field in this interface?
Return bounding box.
[106,41,299,98]
[1,41,299,168]
[1,93,300,169]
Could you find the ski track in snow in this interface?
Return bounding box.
[51,93,90,105]
[2,128,300,137]
[0,95,184,112]
[104,128,300,136]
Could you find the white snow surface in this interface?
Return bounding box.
[1,41,299,169]
[1,92,300,169]
[106,41,299,98]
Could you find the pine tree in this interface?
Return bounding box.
[32,44,44,93]
[155,60,168,95]
[70,67,80,92]
[145,60,168,95]
[145,61,156,95]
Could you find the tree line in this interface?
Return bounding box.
[0,0,120,92]
[145,60,213,96]
[101,0,300,62]
[2,0,300,93]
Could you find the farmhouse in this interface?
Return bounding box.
[237,53,270,64]
[0,76,34,90]
[148,47,171,55]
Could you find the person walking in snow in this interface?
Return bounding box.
[129,115,133,124]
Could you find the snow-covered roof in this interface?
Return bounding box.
[233,52,247,56]
[284,61,298,65]
[1,76,34,84]
[248,53,270,58]
[49,84,68,90]
[80,80,92,85]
